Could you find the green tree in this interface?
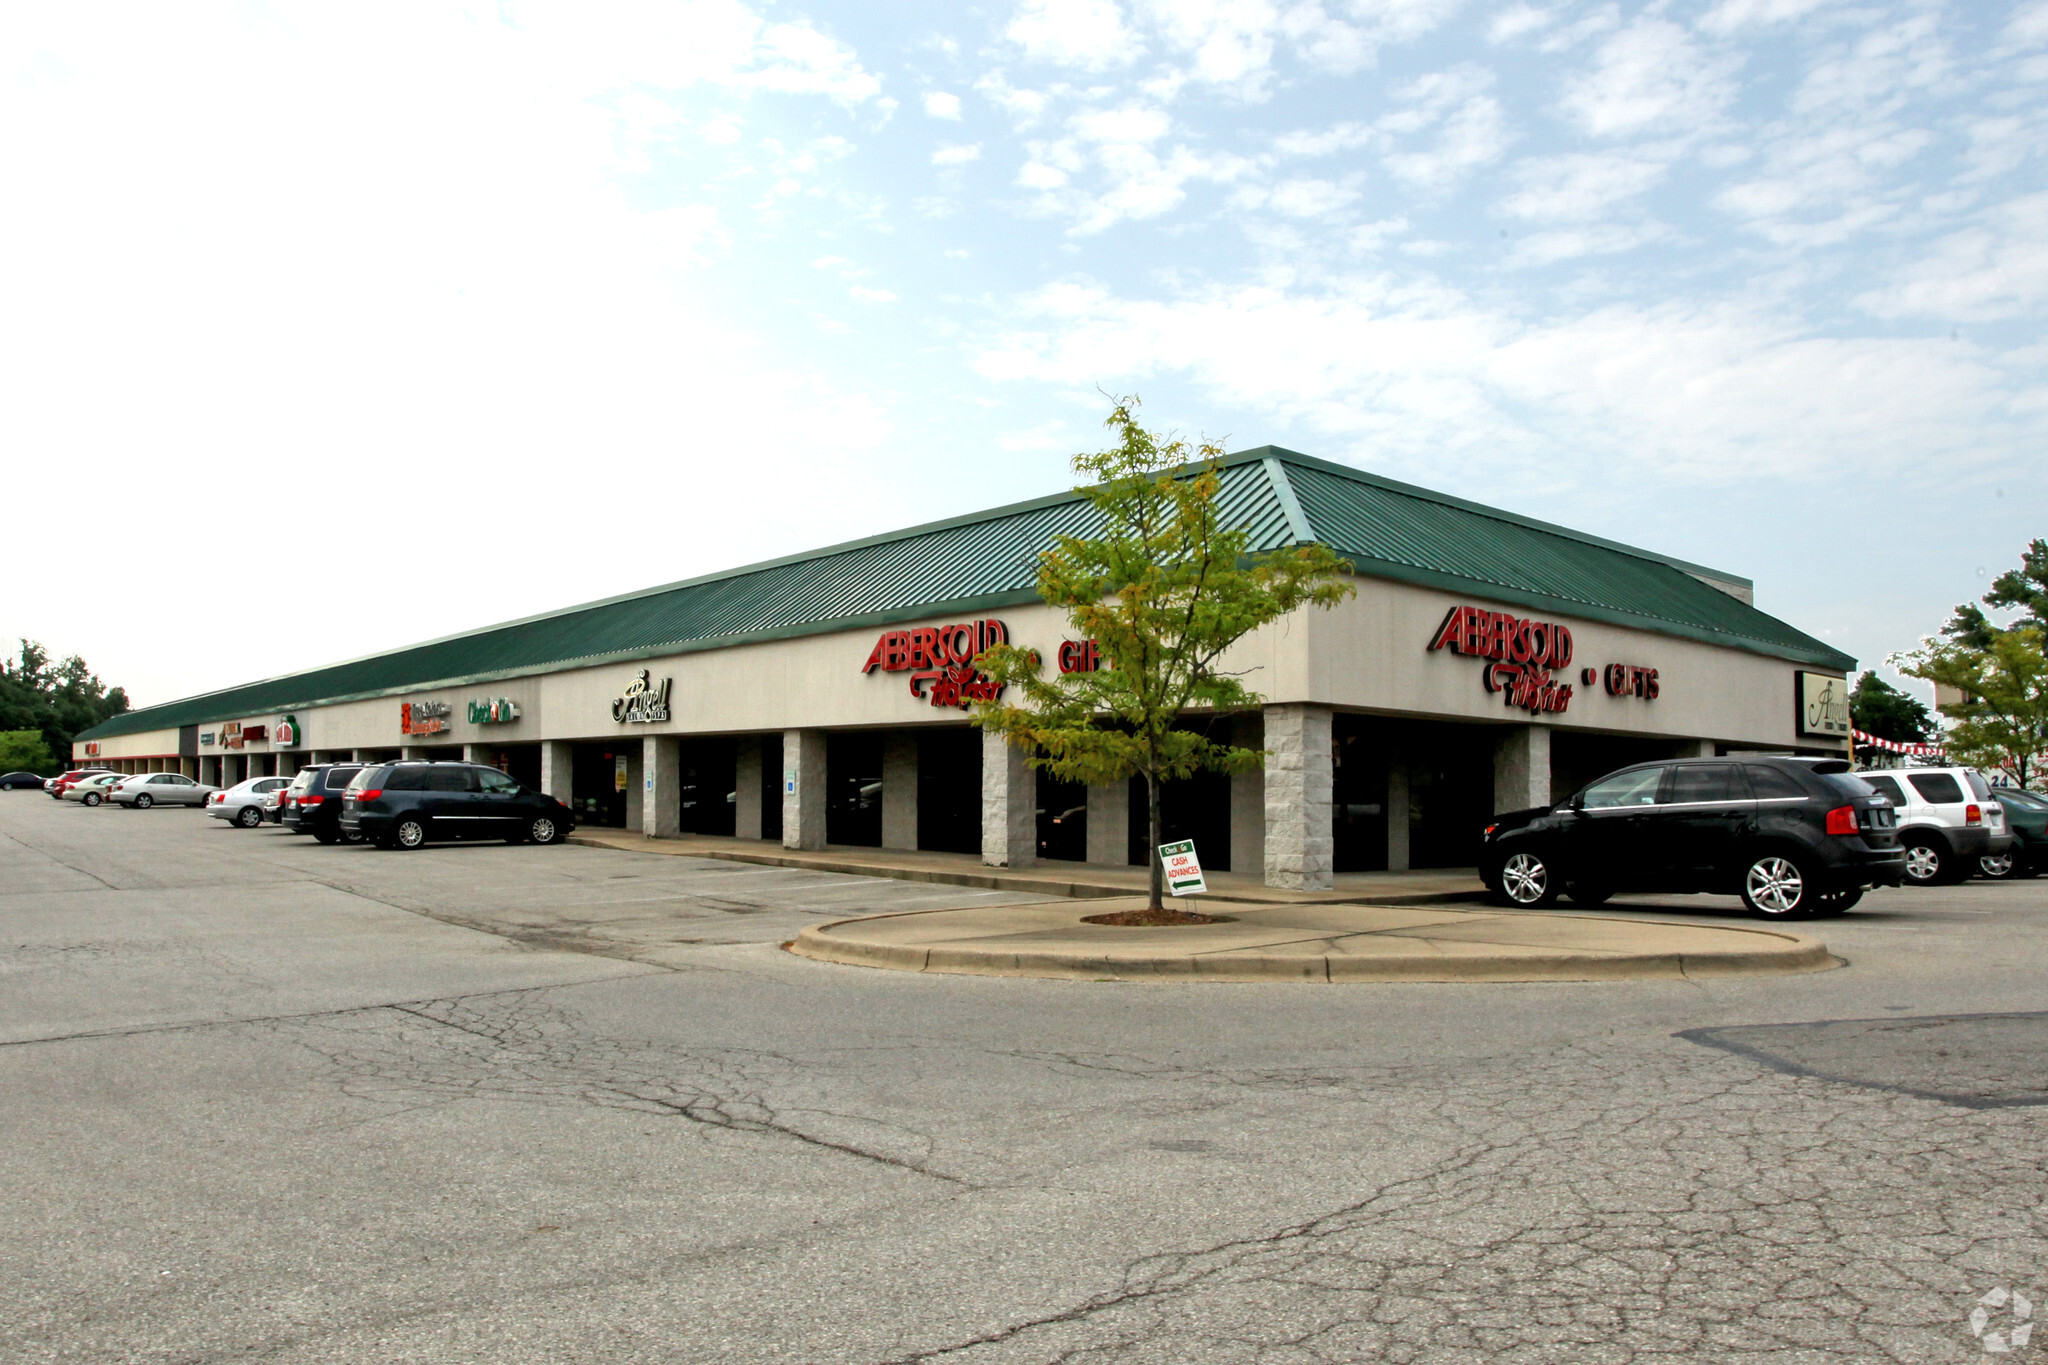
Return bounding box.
[0,729,55,775]
[972,399,1356,917]
[0,640,130,768]
[1985,537,2048,645]
[1895,626,2048,787]
[1848,671,1932,763]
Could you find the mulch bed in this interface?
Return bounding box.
[1080,907,1231,926]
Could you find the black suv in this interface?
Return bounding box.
[1480,757,1904,918]
[283,763,367,843]
[340,762,573,850]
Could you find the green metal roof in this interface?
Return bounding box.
[78,448,1852,741]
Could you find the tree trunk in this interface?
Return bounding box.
[1146,770,1163,911]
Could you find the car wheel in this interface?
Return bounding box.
[312,827,339,844]
[1741,853,1817,918]
[134,793,152,809]
[1979,851,2018,880]
[1813,887,1862,916]
[1493,851,1558,907]
[1565,882,1611,907]
[394,817,427,850]
[1901,836,1949,887]
[83,792,101,806]
[527,817,561,846]
[341,829,365,844]
[234,805,262,828]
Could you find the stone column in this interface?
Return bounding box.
[881,731,918,851]
[399,746,430,761]
[1229,711,1264,879]
[642,736,680,838]
[181,756,198,779]
[463,743,502,769]
[1494,723,1553,814]
[1085,781,1128,865]
[782,729,827,851]
[1386,763,1411,872]
[540,741,573,808]
[981,731,1035,868]
[225,754,245,787]
[1677,739,1716,760]
[733,736,763,840]
[623,746,645,831]
[1263,703,1334,891]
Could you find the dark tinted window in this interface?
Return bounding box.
[1583,767,1666,807]
[347,765,393,792]
[322,766,362,791]
[1908,772,1965,804]
[426,767,476,793]
[384,767,431,792]
[1859,774,1906,804]
[1964,770,1992,800]
[476,768,518,794]
[1820,774,1879,801]
[1747,765,1809,800]
[1662,764,1747,803]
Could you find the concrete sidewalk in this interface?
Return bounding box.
[564,829,1487,906]
[788,898,1836,983]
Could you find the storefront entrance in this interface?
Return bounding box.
[678,738,736,836]
[827,733,883,847]
[571,742,633,828]
[917,728,980,855]
[1126,770,1231,871]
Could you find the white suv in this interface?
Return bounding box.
[1852,766,2012,886]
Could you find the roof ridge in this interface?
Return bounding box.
[1247,446,1753,592]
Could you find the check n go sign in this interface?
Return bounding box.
[1159,840,1208,896]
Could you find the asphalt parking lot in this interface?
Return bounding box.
[4,793,2046,1364]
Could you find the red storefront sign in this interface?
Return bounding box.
[862,619,1011,710]
[1057,639,1103,674]
[1428,605,1576,715]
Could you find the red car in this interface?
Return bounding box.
[47,769,113,800]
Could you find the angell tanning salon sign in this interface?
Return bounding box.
[1796,671,1851,738]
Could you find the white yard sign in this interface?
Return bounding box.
[1159,840,1208,896]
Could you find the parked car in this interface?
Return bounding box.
[205,776,293,828]
[1981,788,2047,879]
[63,772,130,806]
[341,761,573,850]
[110,772,217,808]
[1480,756,1904,919]
[48,768,112,799]
[282,764,368,843]
[0,771,48,789]
[1843,766,2011,887]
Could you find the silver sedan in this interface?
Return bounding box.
[111,773,219,808]
[63,773,130,806]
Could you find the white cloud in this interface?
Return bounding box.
[1560,18,1738,137]
[1497,152,1668,222]
[849,285,899,302]
[972,278,2044,489]
[1235,177,1362,217]
[1381,71,1509,189]
[933,142,982,165]
[1007,0,1142,70]
[1502,221,1669,266]
[1856,192,2048,320]
[924,90,962,119]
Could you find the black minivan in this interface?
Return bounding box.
[283,763,367,843]
[340,762,574,850]
[1480,757,1905,918]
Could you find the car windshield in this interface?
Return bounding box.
[1997,789,2048,810]
[1963,770,1993,800]
[347,766,394,792]
[1819,773,1878,800]
[289,771,316,792]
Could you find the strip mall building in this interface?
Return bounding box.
[72,450,1856,889]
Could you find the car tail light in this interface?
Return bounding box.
[353,789,381,802]
[1825,805,1859,836]
[1966,803,1982,826]
[300,793,323,806]
[210,792,224,804]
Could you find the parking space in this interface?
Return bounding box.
[4,790,2047,1364]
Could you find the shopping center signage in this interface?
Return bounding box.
[467,697,521,725]
[83,741,101,757]
[1428,605,1576,715]
[274,715,300,748]
[613,670,672,724]
[861,619,1011,710]
[1796,671,1850,738]
[219,722,244,750]
[400,701,451,738]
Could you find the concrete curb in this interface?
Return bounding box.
[562,832,1486,907]
[786,905,1836,984]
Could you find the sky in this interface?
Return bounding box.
[3,0,2044,711]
